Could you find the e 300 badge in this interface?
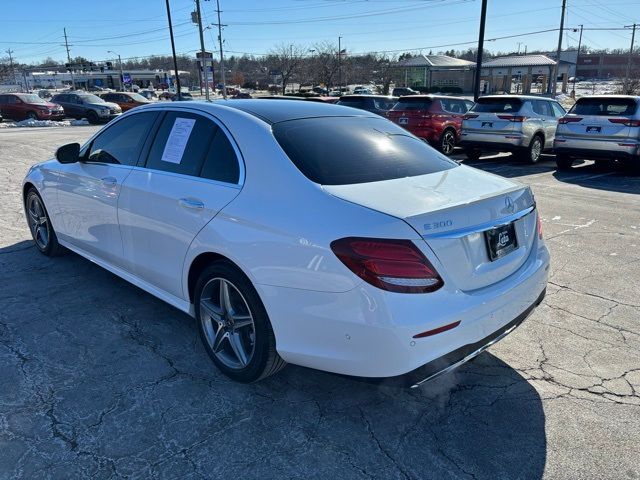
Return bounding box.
[424,220,453,231]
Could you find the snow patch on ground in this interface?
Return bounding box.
[0,119,90,128]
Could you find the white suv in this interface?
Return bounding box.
[554,95,640,169]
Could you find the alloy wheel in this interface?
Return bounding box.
[441,131,455,155]
[199,278,256,370]
[27,194,49,250]
[530,137,542,163]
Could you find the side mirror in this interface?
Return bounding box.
[55,143,80,164]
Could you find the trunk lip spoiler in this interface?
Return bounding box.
[422,204,535,239]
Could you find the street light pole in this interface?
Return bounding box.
[215,0,227,99]
[195,0,210,101]
[165,0,182,100]
[552,0,567,95]
[572,25,583,96]
[473,0,487,101]
[338,36,342,91]
[108,51,124,90]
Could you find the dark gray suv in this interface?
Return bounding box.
[337,95,398,116]
[50,92,121,124]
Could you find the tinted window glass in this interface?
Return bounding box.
[472,98,523,113]
[570,97,638,116]
[551,102,566,118]
[0,95,7,104]
[337,99,364,109]
[440,99,466,113]
[200,129,240,184]
[273,116,456,185]
[146,112,217,176]
[87,112,158,165]
[373,98,397,110]
[391,98,433,111]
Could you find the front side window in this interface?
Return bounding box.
[87,112,158,165]
[273,116,457,185]
[145,112,218,176]
[532,100,552,117]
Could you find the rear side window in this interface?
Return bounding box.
[570,98,638,116]
[87,112,158,165]
[200,129,241,184]
[472,98,523,113]
[391,97,433,111]
[146,112,216,176]
[531,100,552,117]
[272,116,456,185]
[551,102,566,118]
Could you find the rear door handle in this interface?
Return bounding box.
[101,176,117,187]
[179,198,204,209]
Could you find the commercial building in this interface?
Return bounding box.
[393,55,476,92]
[575,53,640,79]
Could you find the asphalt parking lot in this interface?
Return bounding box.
[1,125,639,480]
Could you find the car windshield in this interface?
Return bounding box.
[272,116,457,185]
[391,98,432,111]
[471,98,523,113]
[78,94,105,103]
[570,98,638,116]
[18,94,47,104]
[128,93,149,102]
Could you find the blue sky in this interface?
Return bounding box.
[2,0,638,64]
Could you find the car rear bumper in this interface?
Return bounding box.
[459,132,527,151]
[259,240,550,378]
[554,137,640,160]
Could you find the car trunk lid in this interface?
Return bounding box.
[323,165,537,291]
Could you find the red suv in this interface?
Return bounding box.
[0,93,65,121]
[386,95,474,155]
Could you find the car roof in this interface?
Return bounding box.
[478,95,558,102]
[213,98,375,123]
[399,94,468,101]
[339,95,398,100]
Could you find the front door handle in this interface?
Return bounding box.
[101,176,117,187]
[179,198,205,209]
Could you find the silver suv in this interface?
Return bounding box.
[554,95,640,169]
[460,95,566,163]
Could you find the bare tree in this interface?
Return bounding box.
[308,41,340,89]
[267,43,307,94]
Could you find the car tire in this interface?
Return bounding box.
[87,111,99,124]
[522,135,543,164]
[465,148,481,161]
[25,188,63,257]
[26,111,38,120]
[556,154,574,170]
[438,129,457,156]
[194,261,286,383]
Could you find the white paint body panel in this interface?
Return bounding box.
[23,101,550,378]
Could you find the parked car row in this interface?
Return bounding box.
[331,93,639,168]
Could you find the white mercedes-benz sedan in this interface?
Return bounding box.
[23,100,549,385]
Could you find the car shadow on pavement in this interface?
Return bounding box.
[461,154,558,178]
[1,241,546,480]
[551,162,640,195]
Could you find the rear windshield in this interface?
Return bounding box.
[391,98,433,111]
[472,98,523,113]
[570,98,638,116]
[272,116,456,185]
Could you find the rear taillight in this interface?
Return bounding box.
[330,237,443,294]
[497,115,527,122]
[463,113,479,120]
[558,116,583,124]
[536,212,543,240]
[608,118,640,127]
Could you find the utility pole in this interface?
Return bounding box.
[473,0,487,101]
[195,0,210,101]
[5,49,17,87]
[338,36,342,91]
[517,42,523,54]
[215,0,227,99]
[165,0,182,100]
[552,0,567,95]
[63,28,75,90]
[572,25,583,95]
[108,51,124,90]
[624,23,637,94]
